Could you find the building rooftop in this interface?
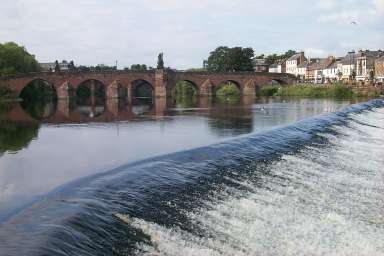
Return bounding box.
[297,61,309,68]
[356,50,384,58]
[287,53,302,61]
[341,52,357,65]
[269,63,278,68]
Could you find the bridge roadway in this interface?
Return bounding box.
[0,70,296,99]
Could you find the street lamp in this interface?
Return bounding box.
[348,50,354,83]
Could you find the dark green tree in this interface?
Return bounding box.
[68,60,76,71]
[54,60,60,72]
[206,46,254,72]
[131,64,147,70]
[157,53,164,69]
[0,42,40,76]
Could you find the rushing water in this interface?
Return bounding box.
[0,97,383,255]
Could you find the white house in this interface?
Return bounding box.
[268,63,279,73]
[323,60,341,82]
[296,61,309,81]
[286,52,307,76]
[39,61,71,72]
[355,50,383,81]
[341,51,356,82]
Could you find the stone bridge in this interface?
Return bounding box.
[0,70,296,99]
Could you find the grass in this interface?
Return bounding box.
[272,84,357,98]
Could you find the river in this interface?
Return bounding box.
[0,96,383,255]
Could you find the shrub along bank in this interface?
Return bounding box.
[260,84,378,98]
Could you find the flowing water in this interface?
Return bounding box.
[0,97,383,255]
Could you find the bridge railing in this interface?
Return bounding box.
[0,69,296,81]
[0,69,157,80]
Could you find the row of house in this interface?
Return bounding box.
[258,50,384,84]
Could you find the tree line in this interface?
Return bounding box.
[0,42,40,76]
[0,41,297,76]
[204,46,296,72]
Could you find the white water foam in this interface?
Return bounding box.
[121,108,384,256]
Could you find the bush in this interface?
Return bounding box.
[260,86,279,96]
[216,83,240,96]
[275,84,354,98]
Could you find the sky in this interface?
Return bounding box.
[0,0,383,69]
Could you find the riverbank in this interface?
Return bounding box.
[260,84,382,98]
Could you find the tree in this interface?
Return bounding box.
[131,64,147,71]
[157,53,164,69]
[337,70,343,81]
[369,70,374,81]
[0,42,40,76]
[68,60,76,71]
[94,64,115,71]
[206,46,254,72]
[256,50,296,66]
[54,60,60,72]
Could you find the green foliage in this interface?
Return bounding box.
[174,81,197,97]
[206,46,254,72]
[94,64,116,71]
[216,82,240,97]
[275,84,354,98]
[0,42,40,76]
[259,50,296,66]
[76,85,91,98]
[0,86,15,99]
[130,64,147,70]
[0,120,40,153]
[20,100,56,120]
[174,95,198,108]
[216,94,240,104]
[0,101,15,114]
[260,86,279,96]
[20,80,57,101]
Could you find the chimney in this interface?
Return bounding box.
[299,51,305,64]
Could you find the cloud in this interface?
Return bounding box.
[0,0,382,69]
[317,0,337,10]
[316,0,383,25]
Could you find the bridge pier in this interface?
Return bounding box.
[106,98,119,116]
[107,80,119,99]
[90,80,96,106]
[243,79,256,97]
[155,69,167,98]
[57,82,72,99]
[199,79,214,97]
[57,98,71,117]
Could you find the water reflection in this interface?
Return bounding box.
[0,95,361,221]
[0,121,39,154]
[20,99,57,120]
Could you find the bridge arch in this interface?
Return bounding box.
[107,80,127,99]
[76,79,106,99]
[172,80,199,97]
[130,79,154,100]
[19,78,57,101]
[214,80,242,97]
